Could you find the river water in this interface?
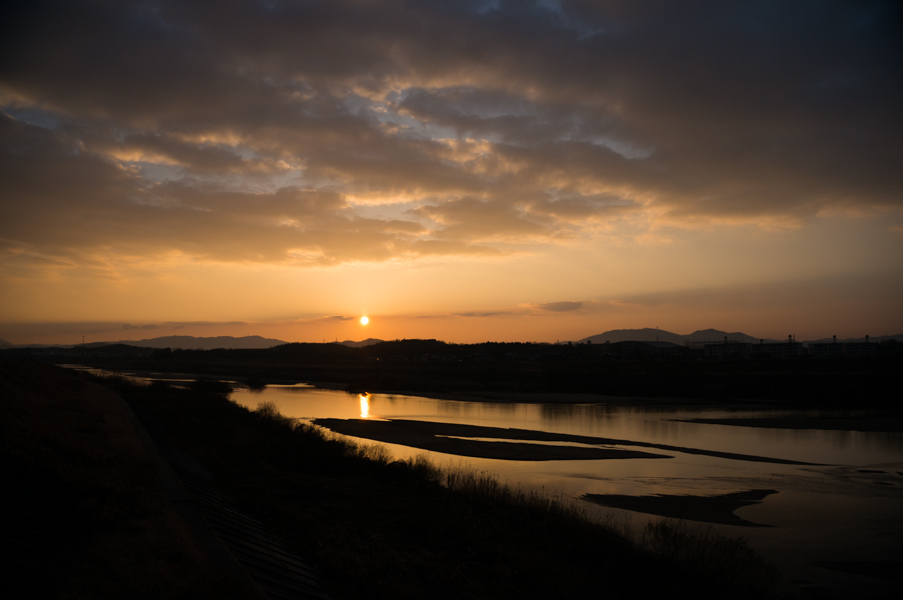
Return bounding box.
[229,384,902,599]
[65,367,902,598]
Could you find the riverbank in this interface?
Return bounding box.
[0,360,257,600]
[1,360,778,598]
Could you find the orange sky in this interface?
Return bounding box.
[1,1,901,345]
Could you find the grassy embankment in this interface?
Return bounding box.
[96,371,777,599]
[0,360,256,600]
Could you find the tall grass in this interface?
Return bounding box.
[404,452,443,483]
[443,465,585,519]
[253,400,394,465]
[642,518,779,590]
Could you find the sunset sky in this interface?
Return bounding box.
[1,1,901,345]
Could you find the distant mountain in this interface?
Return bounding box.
[578,328,684,344]
[578,328,779,345]
[97,335,288,350]
[337,338,384,348]
[0,339,14,349]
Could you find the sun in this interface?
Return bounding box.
[360,316,369,325]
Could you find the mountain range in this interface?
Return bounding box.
[2,330,900,349]
[89,335,288,349]
[577,328,778,345]
[8,335,288,350]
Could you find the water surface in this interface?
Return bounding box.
[230,384,903,599]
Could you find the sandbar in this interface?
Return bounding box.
[313,418,667,461]
[581,489,778,527]
[311,418,821,464]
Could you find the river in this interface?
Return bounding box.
[230,384,902,599]
[65,367,903,598]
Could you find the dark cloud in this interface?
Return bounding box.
[535,301,585,312]
[0,112,495,268]
[414,196,550,242]
[1,0,900,271]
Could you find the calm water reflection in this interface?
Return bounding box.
[231,384,902,465]
[359,393,370,419]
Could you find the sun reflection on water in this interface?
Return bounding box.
[359,393,370,419]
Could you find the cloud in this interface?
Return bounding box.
[1,0,900,275]
[534,301,584,312]
[414,196,550,242]
[0,112,499,271]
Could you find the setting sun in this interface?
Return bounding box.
[360,316,369,325]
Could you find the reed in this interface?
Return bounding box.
[642,519,779,591]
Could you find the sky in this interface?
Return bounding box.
[1,0,901,345]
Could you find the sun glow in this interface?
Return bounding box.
[360,316,369,325]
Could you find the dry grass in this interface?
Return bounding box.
[443,465,585,518]
[642,519,779,591]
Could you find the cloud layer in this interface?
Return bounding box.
[2,0,900,275]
